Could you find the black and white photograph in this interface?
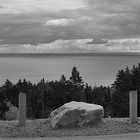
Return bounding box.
[0,0,140,140]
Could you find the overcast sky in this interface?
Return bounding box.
[0,0,140,53]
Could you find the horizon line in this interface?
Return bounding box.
[0,52,140,57]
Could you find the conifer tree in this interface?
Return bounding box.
[69,66,85,102]
[70,66,84,86]
[60,75,67,84]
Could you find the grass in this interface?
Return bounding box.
[0,118,140,138]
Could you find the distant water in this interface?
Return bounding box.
[0,53,140,86]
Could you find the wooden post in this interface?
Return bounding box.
[129,91,138,123]
[19,93,26,126]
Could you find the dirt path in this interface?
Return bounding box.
[1,133,140,140]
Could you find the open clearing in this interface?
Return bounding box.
[0,118,140,138]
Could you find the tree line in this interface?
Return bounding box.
[0,65,140,119]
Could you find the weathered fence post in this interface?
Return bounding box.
[129,91,138,123]
[19,92,26,126]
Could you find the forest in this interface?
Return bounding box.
[0,64,140,119]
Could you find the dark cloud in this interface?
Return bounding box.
[87,38,108,44]
[85,0,139,14]
[0,11,95,44]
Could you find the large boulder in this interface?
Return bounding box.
[5,105,19,121]
[49,101,104,129]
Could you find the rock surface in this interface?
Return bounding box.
[49,101,104,129]
[5,105,19,121]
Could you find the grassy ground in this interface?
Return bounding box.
[0,118,140,138]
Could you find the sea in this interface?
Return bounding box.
[0,53,140,87]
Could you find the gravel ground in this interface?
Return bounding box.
[0,118,140,138]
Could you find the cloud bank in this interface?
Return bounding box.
[0,38,140,53]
